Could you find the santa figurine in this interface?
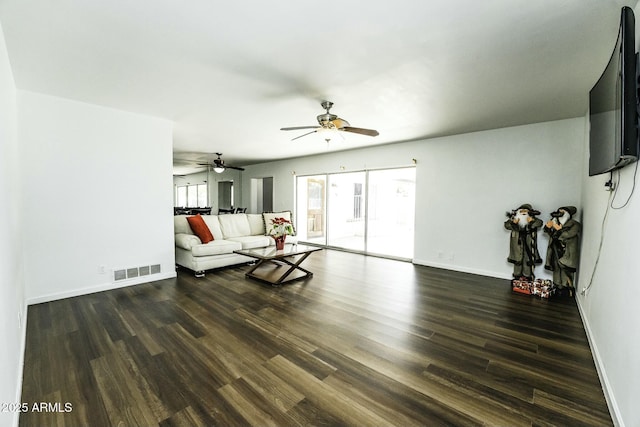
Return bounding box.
[504,204,543,280]
[544,206,581,296]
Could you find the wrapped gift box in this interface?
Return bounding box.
[532,279,555,299]
[511,278,532,295]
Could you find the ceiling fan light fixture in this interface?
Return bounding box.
[317,127,343,142]
[317,127,338,135]
[213,166,225,173]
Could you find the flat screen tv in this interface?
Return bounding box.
[589,6,639,176]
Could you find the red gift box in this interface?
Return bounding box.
[512,278,532,295]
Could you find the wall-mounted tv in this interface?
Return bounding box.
[589,6,639,176]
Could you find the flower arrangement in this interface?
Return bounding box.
[268,217,294,237]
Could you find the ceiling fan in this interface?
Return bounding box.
[281,101,379,141]
[198,153,245,173]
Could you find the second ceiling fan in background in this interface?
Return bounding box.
[198,153,245,173]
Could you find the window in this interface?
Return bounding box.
[353,183,363,220]
[176,184,207,207]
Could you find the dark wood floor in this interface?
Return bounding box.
[20,250,612,426]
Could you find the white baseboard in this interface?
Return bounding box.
[25,271,177,305]
[412,258,512,280]
[575,298,623,427]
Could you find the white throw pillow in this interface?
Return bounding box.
[262,211,296,236]
[247,214,266,235]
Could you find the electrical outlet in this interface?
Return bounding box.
[98,265,106,274]
[437,251,444,259]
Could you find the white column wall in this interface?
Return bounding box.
[0,20,25,427]
[19,91,176,303]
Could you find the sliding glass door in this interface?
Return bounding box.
[327,172,366,251]
[366,168,415,259]
[295,175,326,245]
[296,167,415,259]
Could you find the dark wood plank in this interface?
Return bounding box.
[19,250,613,426]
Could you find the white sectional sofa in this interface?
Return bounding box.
[174,212,296,277]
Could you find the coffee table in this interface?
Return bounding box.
[234,244,322,285]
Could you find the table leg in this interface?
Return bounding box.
[244,252,315,285]
[273,252,314,284]
[245,259,267,276]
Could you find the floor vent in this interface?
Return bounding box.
[113,264,162,282]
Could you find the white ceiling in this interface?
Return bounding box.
[0,0,631,174]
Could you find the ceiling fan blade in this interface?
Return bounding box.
[291,130,318,141]
[342,127,379,137]
[225,165,245,171]
[331,118,350,129]
[281,126,320,131]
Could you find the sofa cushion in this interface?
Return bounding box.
[247,214,266,235]
[174,215,193,235]
[201,215,224,240]
[263,211,296,236]
[226,235,273,250]
[186,214,214,243]
[191,239,242,257]
[218,214,251,238]
[175,233,203,250]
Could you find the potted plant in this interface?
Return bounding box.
[268,217,294,250]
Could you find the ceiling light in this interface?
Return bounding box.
[213,166,225,174]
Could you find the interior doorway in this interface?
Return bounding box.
[251,177,273,213]
[218,181,234,210]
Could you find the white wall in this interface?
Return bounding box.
[415,119,584,278]
[577,148,640,427]
[241,118,585,279]
[0,21,25,427]
[19,91,176,303]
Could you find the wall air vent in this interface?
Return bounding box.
[114,269,127,281]
[113,264,162,282]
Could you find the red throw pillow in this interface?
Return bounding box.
[186,214,214,244]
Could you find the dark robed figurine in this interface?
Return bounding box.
[504,204,543,279]
[544,206,581,292]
